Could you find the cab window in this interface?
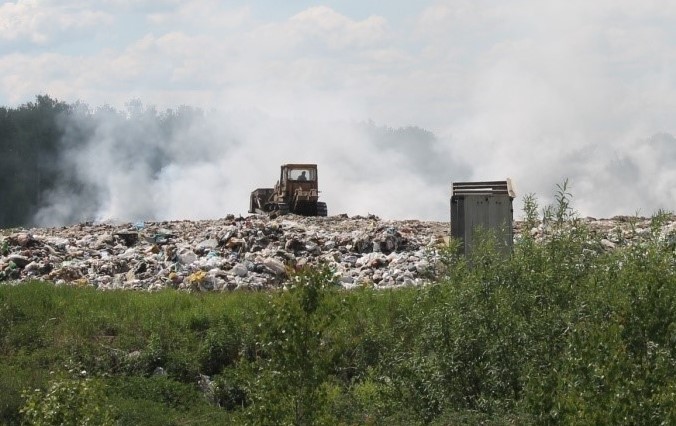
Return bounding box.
[289,169,315,181]
[288,169,315,181]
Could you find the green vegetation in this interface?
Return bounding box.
[1,194,675,425]
[0,95,69,228]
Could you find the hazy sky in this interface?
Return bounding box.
[2,1,676,222]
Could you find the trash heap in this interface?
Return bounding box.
[1,214,674,291]
[514,215,676,250]
[0,214,449,291]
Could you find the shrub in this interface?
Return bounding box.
[198,314,242,376]
[242,265,341,425]
[20,375,115,426]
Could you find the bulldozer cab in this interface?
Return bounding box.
[278,164,318,195]
[283,166,316,183]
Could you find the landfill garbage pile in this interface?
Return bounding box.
[0,214,450,291]
[1,214,674,291]
[514,214,676,250]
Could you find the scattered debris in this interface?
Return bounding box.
[0,214,449,291]
[1,214,673,291]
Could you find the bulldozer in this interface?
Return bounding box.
[249,164,328,216]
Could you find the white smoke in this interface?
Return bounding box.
[34,105,468,226]
[32,99,676,226]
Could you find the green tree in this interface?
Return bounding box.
[0,95,71,228]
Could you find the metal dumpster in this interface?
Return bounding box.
[450,179,516,257]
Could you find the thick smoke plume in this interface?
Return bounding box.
[33,100,676,227]
[34,105,469,226]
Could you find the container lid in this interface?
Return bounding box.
[451,179,515,198]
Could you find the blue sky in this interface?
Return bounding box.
[2,1,676,220]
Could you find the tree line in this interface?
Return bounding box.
[0,95,206,229]
[0,95,69,228]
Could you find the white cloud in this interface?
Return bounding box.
[288,6,389,50]
[0,1,111,45]
[146,1,251,32]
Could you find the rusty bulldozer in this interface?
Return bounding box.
[249,164,328,216]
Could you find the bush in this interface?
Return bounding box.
[242,266,341,425]
[198,314,242,376]
[20,375,115,426]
